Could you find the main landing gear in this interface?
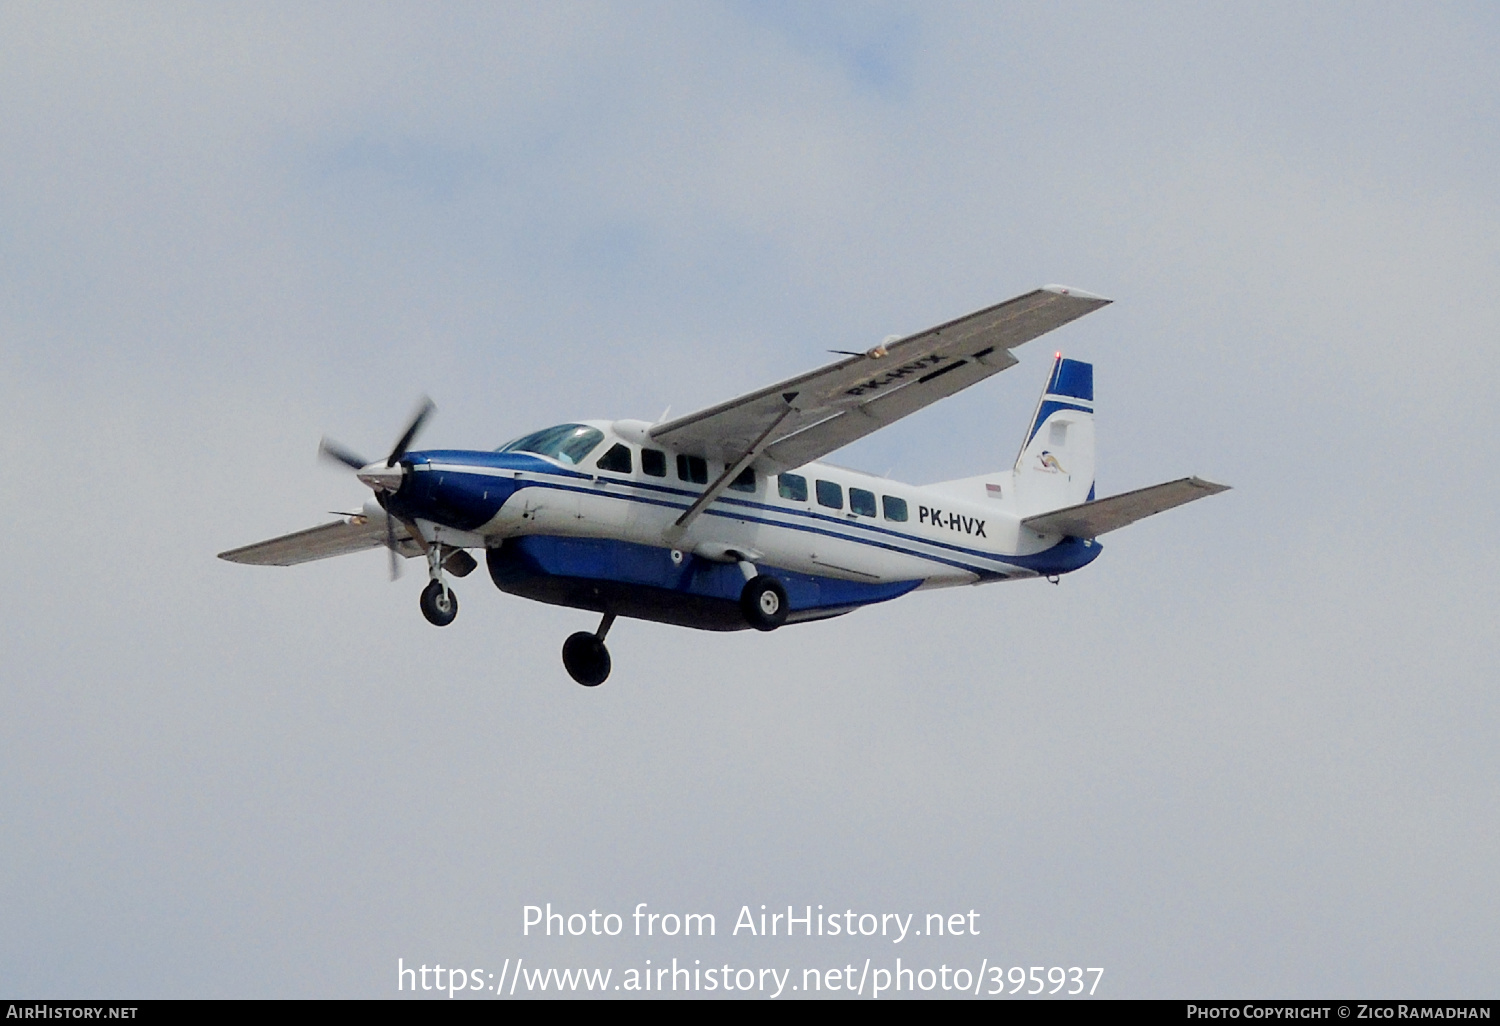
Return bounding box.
[563,613,614,687]
[557,566,789,687]
[559,571,788,687]
[739,574,788,631]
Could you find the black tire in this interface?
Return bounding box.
[419,579,458,627]
[562,631,611,687]
[740,575,788,631]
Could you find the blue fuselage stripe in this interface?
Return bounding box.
[517,478,994,576]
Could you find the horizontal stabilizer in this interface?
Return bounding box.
[217,516,420,566]
[1021,476,1230,539]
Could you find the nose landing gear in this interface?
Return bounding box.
[419,579,458,626]
[563,613,614,687]
[418,542,458,627]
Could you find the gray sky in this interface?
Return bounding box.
[2,1,1496,998]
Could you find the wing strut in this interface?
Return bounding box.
[664,397,798,543]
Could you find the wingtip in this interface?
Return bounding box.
[1041,284,1112,303]
[1188,476,1232,494]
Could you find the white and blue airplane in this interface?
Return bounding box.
[220,285,1227,686]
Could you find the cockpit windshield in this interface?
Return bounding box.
[498,424,605,465]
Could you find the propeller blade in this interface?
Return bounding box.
[319,438,368,470]
[386,512,401,581]
[386,397,436,467]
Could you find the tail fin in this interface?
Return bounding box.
[1014,355,1095,515]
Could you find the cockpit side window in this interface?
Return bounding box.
[498,424,606,465]
[641,448,667,477]
[596,443,632,473]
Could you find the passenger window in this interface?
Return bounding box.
[816,480,843,510]
[778,473,808,502]
[676,454,708,484]
[641,448,667,477]
[596,443,632,474]
[849,487,876,517]
[882,495,909,522]
[728,467,756,493]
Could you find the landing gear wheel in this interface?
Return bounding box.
[419,579,458,627]
[740,575,788,631]
[562,632,611,687]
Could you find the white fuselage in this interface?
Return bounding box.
[412,419,1081,588]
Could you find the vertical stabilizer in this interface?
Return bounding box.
[1014,356,1096,515]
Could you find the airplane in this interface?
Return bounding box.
[219,285,1228,686]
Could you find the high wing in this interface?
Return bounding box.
[651,285,1112,473]
[217,515,421,566]
[1022,477,1231,539]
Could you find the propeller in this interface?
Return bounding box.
[386,397,435,467]
[317,438,368,471]
[318,396,436,582]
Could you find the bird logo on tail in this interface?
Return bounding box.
[1037,450,1067,474]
